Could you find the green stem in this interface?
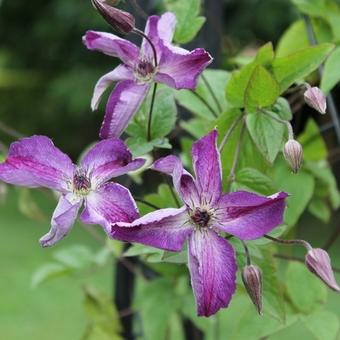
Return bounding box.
[262,110,294,140]
[147,82,158,142]
[264,234,312,250]
[218,114,244,152]
[202,74,223,114]
[226,121,246,191]
[190,90,218,118]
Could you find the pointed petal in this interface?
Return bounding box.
[80,183,139,231]
[80,138,145,186]
[39,194,82,247]
[156,45,212,90]
[83,31,139,66]
[214,191,288,240]
[110,206,193,252]
[192,130,222,207]
[91,65,134,111]
[141,12,177,59]
[188,230,237,317]
[100,80,150,138]
[152,155,200,208]
[0,136,74,192]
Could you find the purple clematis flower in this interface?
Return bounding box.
[109,130,288,317]
[0,135,144,247]
[83,12,212,139]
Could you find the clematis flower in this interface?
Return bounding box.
[83,12,212,139]
[0,135,144,247]
[109,130,288,317]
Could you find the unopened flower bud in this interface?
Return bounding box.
[305,248,340,292]
[283,139,303,174]
[304,86,326,114]
[91,0,135,34]
[242,265,263,315]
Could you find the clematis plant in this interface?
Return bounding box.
[83,12,212,138]
[109,130,288,316]
[0,136,144,246]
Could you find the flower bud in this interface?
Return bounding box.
[304,86,327,114]
[242,265,263,315]
[305,248,340,292]
[283,139,303,174]
[91,0,135,34]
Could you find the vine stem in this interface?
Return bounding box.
[135,198,160,210]
[147,82,158,141]
[201,74,223,113]
[264,234,312,251]
[241,240,251,266]
[218,114,244,152]
[132,28,158,67]
[190,90,218,118]
[226,121,246,191]
[262,110,294,139]
[274,253,340,274]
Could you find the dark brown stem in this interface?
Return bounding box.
[241,240,251,266]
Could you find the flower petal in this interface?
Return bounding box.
[192,130,222,207]
[91,65,134,111]
[80,138,145,186]
[0,135,74,192]
[80,183,139,230]
[214,191,288,240]
[141,12,177,59]
[83,31,139,66]
[188,230,237,317]
[156,45,212,90]
[152,155,200,208]
[39,194,82,247]
[100,80,150,138]
[110,206,193,252]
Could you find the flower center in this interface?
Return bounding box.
[73,169,91,196]
[191,208,211,229]
[134,58,155,83]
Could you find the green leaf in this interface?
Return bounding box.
[233,167,276,195]
[272,43,334,92]
[175,69,230,119]
[53,245,94,269]
[226,62,258,108]
[164,0,206,44]
[180,118,213,139]
[126,86,177,143]
[321,46,340,94]
[123,243,161,257]
[298,119,328,161]
[245,65,280,112]
[125,137,171,157]
[273,158,315,226]
[272,97,292,121]
[308,197,331,223]
[31,263,72,288]
[255,42,275,65]
[246,112,285,163]
[134,278,178,340]
[83,286,122,340]
[303,310,340,340]
[305,161,340,209]
[285,262,328,314]
[18,188,46,222]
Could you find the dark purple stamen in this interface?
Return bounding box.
[136,60,154,78]
[73,171,91,193]
[191,208,210,228]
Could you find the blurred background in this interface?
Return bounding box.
[0,0,339,339]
